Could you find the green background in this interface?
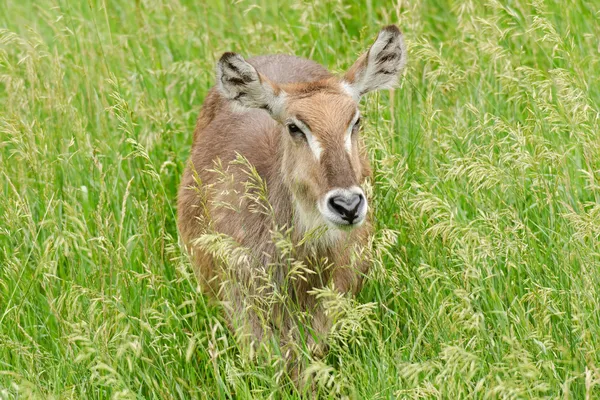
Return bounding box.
[1,0,600,398]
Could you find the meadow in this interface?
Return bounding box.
[1,0,600,398]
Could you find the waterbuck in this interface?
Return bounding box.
[178,25,406,365]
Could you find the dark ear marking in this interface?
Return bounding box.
[224,60,241,74]
[226,77,246,86]
[378,53,399,64]
[379,69,397,75]
[381,36,395,52]
[381,24,401,36]
[233,92,247,101]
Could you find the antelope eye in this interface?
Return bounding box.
[287,123,303,136]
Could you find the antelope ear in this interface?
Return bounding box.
[216,52,286,118]
[342,25,407,101]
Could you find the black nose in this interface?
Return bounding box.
[328,193,364,224]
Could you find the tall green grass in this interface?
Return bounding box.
[1,0,600,398]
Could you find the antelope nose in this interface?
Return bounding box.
[328,193,364,224]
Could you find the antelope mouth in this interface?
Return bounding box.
[318,187,368,229]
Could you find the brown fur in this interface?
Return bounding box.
[179,55,370,334]
[177,26,406,378]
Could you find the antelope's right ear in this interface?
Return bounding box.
[343,25,407,101]
[216,52,286,118]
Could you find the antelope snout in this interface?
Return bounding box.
[320,187,367,228]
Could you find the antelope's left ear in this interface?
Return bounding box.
[342,25,407,101]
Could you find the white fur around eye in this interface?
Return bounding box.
[345,131,352,154]
[289,118,322,160]
[306,131,323,160]
[345,111,360,154]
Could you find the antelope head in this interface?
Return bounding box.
[216,25,407,232]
